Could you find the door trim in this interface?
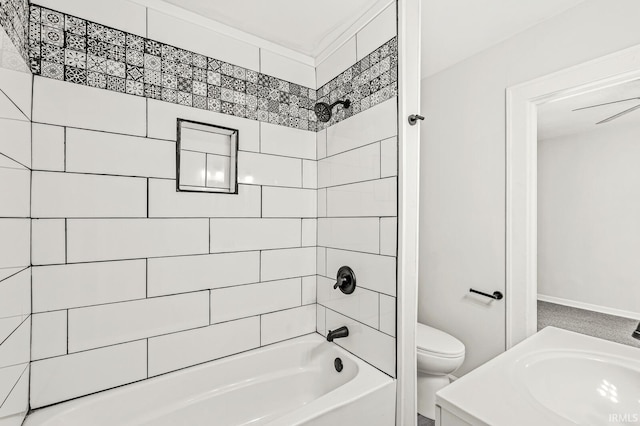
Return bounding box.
[505,43,640,348]
[397,0,421,424]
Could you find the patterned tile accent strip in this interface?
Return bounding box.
[28,4,318,131]
[0,0,29,65]
[26,4,398,132]
[315,37,398,131]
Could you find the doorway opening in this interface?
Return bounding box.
[506,44,640,348]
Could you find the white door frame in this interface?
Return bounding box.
[397,0,421,424]
[505,44,640,348]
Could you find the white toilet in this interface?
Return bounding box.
[416,323,465,419]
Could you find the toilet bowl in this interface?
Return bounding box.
[416,323,465,419]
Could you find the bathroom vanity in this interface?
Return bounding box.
[435,327,640,426]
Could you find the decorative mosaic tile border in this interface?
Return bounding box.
[27,4,318,131]
[0,0,28,65]
[316,37,398,131]
[26,4,398,132]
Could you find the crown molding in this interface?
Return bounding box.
[314,0,394,66]
[129,0,316,67]
[130,0,394,71]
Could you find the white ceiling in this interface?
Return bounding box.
[144,0,589,78]
[538,79,640,140]
[161,0,383,59]
[421,0,586,78]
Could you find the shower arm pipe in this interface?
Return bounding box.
[329,99,351,109]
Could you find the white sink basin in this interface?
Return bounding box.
[436,328,640,426]
[516,350,640,425]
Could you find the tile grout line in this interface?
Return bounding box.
[32,330,319,403]
[64,218,67,263]
[31,272,321,316]
[378,217,381,255]
[30,246,327,269]
[146,178,149,218]
[66,309,69,354]
[145,258,148,298]
[63,126,67,172]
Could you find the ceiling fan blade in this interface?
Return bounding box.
[572,97,640,111]
[596,103,640,124]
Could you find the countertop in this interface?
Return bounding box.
[436,326,640,426]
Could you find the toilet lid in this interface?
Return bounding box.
[416,323,465,357]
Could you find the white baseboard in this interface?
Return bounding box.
[537,294,640,321]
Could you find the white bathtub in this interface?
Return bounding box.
[25,333,396,426]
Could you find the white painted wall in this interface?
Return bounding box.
[538,121,640,318]
[419,0,640,375]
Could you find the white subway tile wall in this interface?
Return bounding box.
[209,279,302,324]
[31,311,67,361]
[325,309,395,376]
[30,340,148,408]
[311,5,398,377]
[0,365,28,418]
[261,187,317,218]
[31,123,64,171]
[0,65,32,122]
[148,317,260,377]
[0,318,30,369]
[0,365,29,424]
[28,76,321,408]
[0,117,31,168]
[260,305,317,345]
[64,129,176,178]
[209,219,301,253]
[317,53,398,380]
[32,260,146,312]
[0,167,29,218]
[0,0,399,412]
[0,270,30,321]
[0,13,31,423]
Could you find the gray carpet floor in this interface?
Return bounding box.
[417,414,435,426]
[538,301,640,348]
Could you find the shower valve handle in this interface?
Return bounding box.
[333,266,356,295]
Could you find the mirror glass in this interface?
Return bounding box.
[177,119,238,194]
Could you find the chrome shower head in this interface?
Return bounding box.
[313,99,351,123]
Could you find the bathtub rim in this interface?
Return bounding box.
[24,332,394,426]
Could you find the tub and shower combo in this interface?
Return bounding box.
[25,334,395,426]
